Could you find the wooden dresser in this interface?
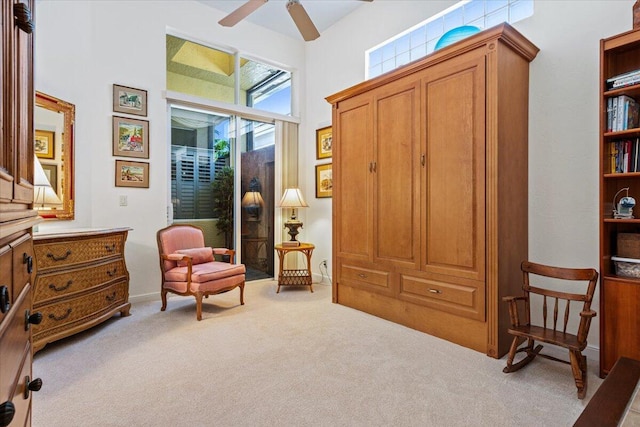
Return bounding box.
[326,23,538,358]
[32,228,132,353]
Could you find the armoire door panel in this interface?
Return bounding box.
[421,52,486,281]
[335,97,372,260]
[374,80,420,267]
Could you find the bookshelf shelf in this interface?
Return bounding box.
[600,28,640,378]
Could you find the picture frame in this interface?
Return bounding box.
[34,129,55,159]
[115,160,149,188]
[316,126,332,159]
[41,163,57,192]
[315,163,333,198]
[113,116,149,159]
[113,84,147,117]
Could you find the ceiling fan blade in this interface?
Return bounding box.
[286,0,320,41]
[218,0,268,27]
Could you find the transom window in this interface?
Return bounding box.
[366,0,534,79]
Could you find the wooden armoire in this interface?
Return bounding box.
[326,23,538,358]
[1,1,43,426]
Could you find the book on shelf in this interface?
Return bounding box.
[609,138,640,173]
[607,95,640,132]
[281,241,301,247]
[607,69,640,89]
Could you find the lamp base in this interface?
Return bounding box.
[284,219,303,242]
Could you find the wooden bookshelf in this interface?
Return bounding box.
[600,27,640,377]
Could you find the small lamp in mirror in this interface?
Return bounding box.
[278,188,308,242]
[33,155,62,209]
[241,191,265,221]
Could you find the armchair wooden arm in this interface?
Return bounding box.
[502,295,528,327]
[213,248,236,263]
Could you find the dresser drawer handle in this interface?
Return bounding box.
[49,280,72,292]
[47,250,72,261]
[49,308,72,321]
[428,288,442,294]
[105,244,116,252]
[106,292,117,302]
[358,273,367,279]
[106,267,118,277]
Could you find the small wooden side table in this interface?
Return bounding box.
[274,243,314,293]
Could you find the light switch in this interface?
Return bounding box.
[119,195,127,206]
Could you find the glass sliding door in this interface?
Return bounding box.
[170,106,235,249]
[170,105,276,281]
[239,118,275,280]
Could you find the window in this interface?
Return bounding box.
[166,35,292,116]
[366,0,533,79]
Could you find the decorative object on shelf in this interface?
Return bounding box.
[634,0,640,29]
[316,125,332,159]
[115,160,149,188]
[611,256,640,278]
[278,187,308,242]
[434,25,480,51]
[113,84,147,117]
[242,177,265,221]
[34,129,55,159]
[315,163,332,198]
[613,187,636,219]
[33,155,62,209]
[112,116,149,159]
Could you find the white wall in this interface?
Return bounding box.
[36,0,634,348]
[35,0,305,300]
[303,0,634,348]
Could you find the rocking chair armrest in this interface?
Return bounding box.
[502,295,527,303]
[503,295,527,327]
[579,310,597,319]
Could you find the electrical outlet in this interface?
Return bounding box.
[119,195,128,206]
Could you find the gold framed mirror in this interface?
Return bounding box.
[35,91,75,220]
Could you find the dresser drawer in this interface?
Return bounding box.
[8,344,33,427]
[399,273,485,321]
[34,259,127,305]
[34,233,124,270]
[33,281,128,338]
[11,235,34,300]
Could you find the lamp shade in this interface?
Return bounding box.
[278,188,308,208]
[241,191,265,208]
[34,155,62,207]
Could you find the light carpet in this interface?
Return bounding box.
[33,280,601,426]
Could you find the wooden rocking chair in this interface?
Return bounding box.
[502,261,598,399]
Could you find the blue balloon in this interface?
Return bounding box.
[434,26,481,51]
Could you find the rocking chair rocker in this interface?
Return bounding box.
[502,261,598,399]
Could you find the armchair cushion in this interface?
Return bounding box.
[175,247,214,266]
[165,261,246,283]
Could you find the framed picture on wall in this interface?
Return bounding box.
[113,84,147,117]
[35,129,55,159]
[315,163,333,198]
[41,164,58,192]
[115,160,149,188]
[316,126,332,159]
[113,116,149,159]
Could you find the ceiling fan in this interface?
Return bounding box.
[218,0,373,42]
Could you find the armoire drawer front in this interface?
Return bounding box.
[34,234,124,270]
[8,344,33,427]
[399,274,485,321]
[0,287,31,401]
[33,281,128,336]
[339,263,390,291]
[11,234,34,300]
[0,244,12,324]
[34,259,126,304]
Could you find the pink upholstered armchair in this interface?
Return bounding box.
[156,224,245,320]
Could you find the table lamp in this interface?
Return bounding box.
[34,155,62,209]
[241,191,265,221]
[278,187,308,242]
